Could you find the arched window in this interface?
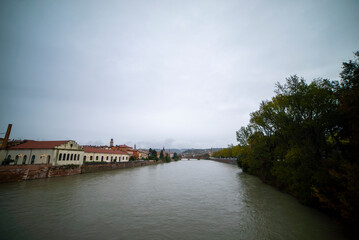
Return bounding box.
[106,156,109,161]
[111,156,113,162]
[77,154,80,160]
[59,153,62,161]
[101,156,104,162]
[31,155,35,164]
[70,154,73,160]
[96,156,98,161]
[83,155,86,161]
[23,155,27,164]
[90,156,93,161]
[67,154,70,160]
[15,155,19,165]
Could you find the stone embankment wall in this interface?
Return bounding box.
[0,161,159,183]
[0,164,81,183]
[210,158,237,165]
[81,161,157,173]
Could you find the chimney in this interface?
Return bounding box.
[1,124,12,150]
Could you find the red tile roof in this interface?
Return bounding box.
[116,145,132,148]
[83,147,128,155]
[9,140,69,149]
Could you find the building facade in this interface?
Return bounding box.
[83,147,129,163]
[1,140,130,165]
[1,140,83,166]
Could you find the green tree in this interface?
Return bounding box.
[235,52,359,225]
[172,152,179,161]
[148,148,158,160]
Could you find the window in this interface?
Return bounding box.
[59,153,62,161]
[63,154,66,160]
[90,156,93,161]
[106,156,108,160]
[23,155,27,164]
[70,154,73,160]
[67,154,70,160]
[111,156,113,162]
[101,156,104,161]
[96,156,99,161]
[83,155,86,161]
[31,155,35,164]
[77,154,80,160]
[15,155,19,165]
[70,144,73,148]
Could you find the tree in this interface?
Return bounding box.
[235,51,359,225]
[172,152,179,161]
[148,148,158,160]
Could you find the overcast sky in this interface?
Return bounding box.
[0,0,358,149]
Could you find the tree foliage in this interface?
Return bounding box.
[236,52,359,225]
[172,152,180,161]
[212,145,242,159]
[148,148,158,161]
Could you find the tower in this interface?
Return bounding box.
[110,138,114,147]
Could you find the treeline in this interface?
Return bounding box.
[148,148,180,162]
[212,145,241,158]
[218,52,359,225]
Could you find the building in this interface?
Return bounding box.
[112,144,133,152]
[156,147,167,159]
[83,147,129,163]
[1,140,83,166]
[138,150,149,159]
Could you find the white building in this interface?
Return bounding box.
[83,147,129,163]
[1,140,130,166]
[1,140,83,166]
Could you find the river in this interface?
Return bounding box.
[0,160,352,240]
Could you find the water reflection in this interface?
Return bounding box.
[236,171,349,240]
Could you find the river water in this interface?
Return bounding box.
[0,160,352,240]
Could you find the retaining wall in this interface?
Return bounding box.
[81,161,157,173]
[0,164,82,183]
[0,161,160,183]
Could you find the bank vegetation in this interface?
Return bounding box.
[214,52,359,226]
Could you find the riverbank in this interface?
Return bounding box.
[209,158,237,165]
[0,161,161,183]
